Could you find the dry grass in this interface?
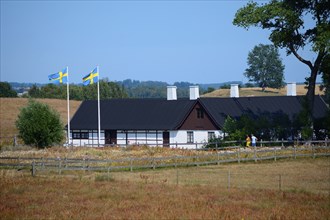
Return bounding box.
[203,84,324,97]
[0,98,81,137]
[0,157,329,219]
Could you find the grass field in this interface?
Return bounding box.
[1,157,329,219]
[203,84,324,97]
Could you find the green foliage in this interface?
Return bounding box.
[0,82,17,97]
[27,80,128,100]
[320,54,330,102]
[15,99,64,148]
[233,1,329,54]
[233,0,329,117]
[245,44,285,90]
[220,84,230,89]
[203,87,215,94]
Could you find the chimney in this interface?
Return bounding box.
[230,84,239,98]
[189,85,200,100]
[167,86,177,100]
[287,82,296,96]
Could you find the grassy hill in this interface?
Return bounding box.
[202,84,324,97]
[0,98,81,137]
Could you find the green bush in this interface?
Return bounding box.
[15,99,64,148]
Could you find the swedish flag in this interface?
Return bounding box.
[48,68,68,84]
[83,67,99,85]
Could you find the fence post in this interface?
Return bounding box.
[312,145,315,159]
[281,138,284,147]
[294,146,296,159]
[217,152,220,165]
[260,139,263,147]
[227,170,231,189]
[254,146,257,162]
[58,158,62,175]
[274,147,277,162]
[18,156,20,169]
[107,167,111,180]
[326,137,328,147]
[237,147,240,164]
[130,158,133,172]
[31,160,36,177]
[152,157,155,170]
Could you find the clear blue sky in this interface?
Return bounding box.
[0,0,317,85]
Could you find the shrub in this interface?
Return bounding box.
[15,99,64,148]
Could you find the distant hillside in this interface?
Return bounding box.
[202,84,325,97]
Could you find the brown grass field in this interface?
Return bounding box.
[0,98,81,138]
[0,95,329,219]
[0,157,329,219]
[203,84,324,97]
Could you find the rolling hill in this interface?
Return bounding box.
[0,98,81,137]
[202,84,324,97]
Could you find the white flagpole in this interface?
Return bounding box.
[97,66,101,146]
[66,66,71,146]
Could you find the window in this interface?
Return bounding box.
[208,132,215,141]
[187,131,194,143]
[196,108,204,118]
[72,132,89,139]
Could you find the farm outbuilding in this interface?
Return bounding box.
[69,86,329,148]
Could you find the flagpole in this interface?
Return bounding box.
[97,66,101,147]
[66,66,71,146]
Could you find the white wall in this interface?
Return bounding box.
[170,130,222,149]
[71,129,223,149]
[117,130,164,146]
[71,130,105,147]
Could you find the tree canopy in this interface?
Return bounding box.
[245,44,285,90]
[233,0,329,118]
[0,82,17,97]
[16,99,64,148]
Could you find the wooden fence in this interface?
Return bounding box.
[0,144,329,177]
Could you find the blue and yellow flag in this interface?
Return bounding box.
[83,67,99,85]
[48,67,68,84]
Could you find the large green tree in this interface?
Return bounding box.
[233,0,329,119]
[0,82,17,97]
[245,44,285,90]
[16,99,64,148]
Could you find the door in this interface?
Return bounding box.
[163,131,169,147]
[105,130,117,145]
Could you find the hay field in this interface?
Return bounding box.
[1,157,329,219]
[0,98,81,137]
[203,84,324,97]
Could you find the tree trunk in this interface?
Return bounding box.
[304,67,319,139]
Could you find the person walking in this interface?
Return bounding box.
[245,135,251,147]
[251,134,258,147]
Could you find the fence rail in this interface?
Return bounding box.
[1,144,329,177]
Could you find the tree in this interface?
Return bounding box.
[233,0,329,119]
[245,44,285,91]
[0,82,17,97]
[16,99,64,148]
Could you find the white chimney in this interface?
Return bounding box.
[167,86,177,100]
[230,84,239,98]
[287,82,297,96]
[189,85,200,100]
